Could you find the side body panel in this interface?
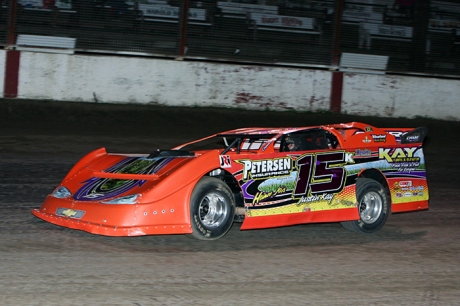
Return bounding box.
[230,143,428,230]
[227,150,360,230]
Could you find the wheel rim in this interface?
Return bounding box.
[359,191,383,224]
[198,192,229,228]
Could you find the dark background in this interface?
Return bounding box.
[1,0,459,77]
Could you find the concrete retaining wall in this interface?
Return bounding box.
[342,73,460,121]
[9,51,460,121]
[18,52,331,112]
[0,50,5,97]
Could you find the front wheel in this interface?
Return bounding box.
[189,177,235,240]
[341,178,390,233]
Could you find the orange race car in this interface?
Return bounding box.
[32,122,429,240]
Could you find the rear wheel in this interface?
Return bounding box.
[189,177,235,240]
[341,178,390,233]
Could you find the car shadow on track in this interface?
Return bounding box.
[27,217,427,254]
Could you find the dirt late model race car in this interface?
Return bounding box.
[32,122,429,240]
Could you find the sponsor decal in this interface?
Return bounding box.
[365,126,373,132]
[252,186,288,206]
[249,172,298,206]
[220,155,232,168]
[237,157,293,180]
[405,134,420,143]
[378,147,419,163]
[394,180,415,191]
[56,208,85,219]
[398,180,412,188]
[371,134,387,143]
[362,136,372,143]
[355,149,372,157]
[379,147,422,172]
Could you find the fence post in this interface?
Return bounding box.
[331,0,344,67]
[178,0,190,59]
[410,0,430,72]
[330,71,343,114]
[330,0,344,113]
[4,50,20,98]
[4,0,19,98]
[7,0,17,47]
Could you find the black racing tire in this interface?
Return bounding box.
[189,177,235,241]
[341,178,390,234]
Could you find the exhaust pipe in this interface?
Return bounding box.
[235,207,246,216]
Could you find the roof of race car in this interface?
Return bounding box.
[175,122,421,150]
[217,127,315,136]
[217,122,384,138]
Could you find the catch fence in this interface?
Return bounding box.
[1,0,459,77]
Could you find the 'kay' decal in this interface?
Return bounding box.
[379,147,419,163]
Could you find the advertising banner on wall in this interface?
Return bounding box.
[138,4,206,21]
[18,0,72,9]
[18,0,43,7]
[363,23,413,38]
[429,19,460,32]
[217,1,278,15]
[343,4,383,24]
[250,13,315,30]
[56,0,71,9]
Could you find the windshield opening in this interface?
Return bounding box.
[180,135,274,153]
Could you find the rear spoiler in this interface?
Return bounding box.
[400,127,428,144]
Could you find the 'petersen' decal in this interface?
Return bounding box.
[237,157,292,180]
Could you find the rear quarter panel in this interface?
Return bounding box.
[227,137,428,230]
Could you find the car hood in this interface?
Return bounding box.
[58,149,222,203]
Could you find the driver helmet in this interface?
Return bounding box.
[285,135,297,151]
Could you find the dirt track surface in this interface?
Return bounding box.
[1,100,459,306]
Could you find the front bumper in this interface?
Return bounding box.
[32,209,191,236]
[31,195,192,236]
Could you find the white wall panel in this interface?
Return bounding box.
[16,52,460,120]
[342,73,460,121]
[0,50,6,97]
[18,52,331,112]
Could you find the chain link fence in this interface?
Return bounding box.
[0,0,459,77]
